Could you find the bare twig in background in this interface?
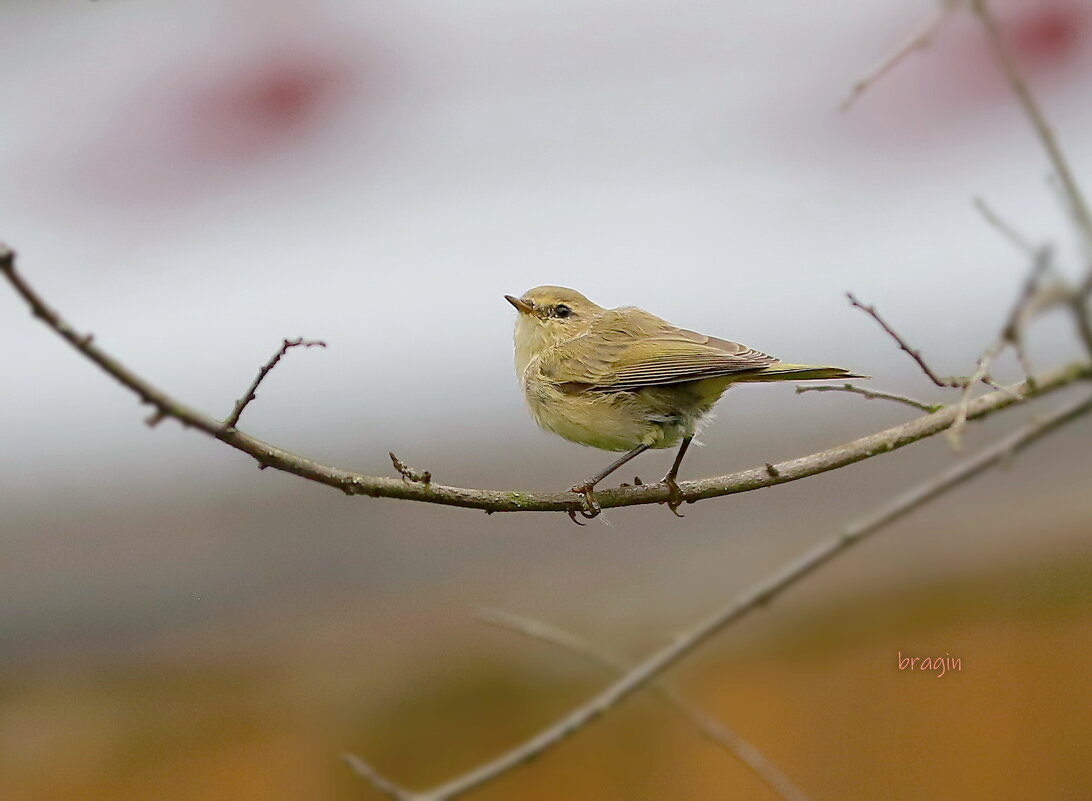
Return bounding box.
[973,197,1037,255]
[970,0,1092,365]
[343,753,416,801]
[846,291,972,387]
[839,0,960,111]
[4,246,1085,516]
[474,608,813,801]
[353,394,1091,800]
[946,247,1056,449]
[795,383,942,414]
[1072,274,1092,359]
[972,0,1092,247]
[223,337,326,430]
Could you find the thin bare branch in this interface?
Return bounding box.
[972,196,1036,255]
[474,608,813,801]
[840,0,960,112]
[223,337,326,430]
[1071,274,1092,360]
[946,247,1056,449]
[390,393,1092,800]
[795,383,942,413]
[972,0,1092,246]
[1,248,1087,517]
[846,291,971,387]
[342,753,417,801]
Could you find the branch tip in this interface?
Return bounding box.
[222,337,327,430]
[389,452,432,485]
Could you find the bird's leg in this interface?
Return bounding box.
[569,444,650,520]
[660,436,692,517]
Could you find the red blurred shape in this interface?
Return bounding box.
[1004,1,1087,70]
[187,50,353,159]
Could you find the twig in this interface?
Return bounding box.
[342,753,417,801]
[223,337,326,430]
[972,0,1092,247]
[382,393,1092,800]
[474,608,813,801]
[970,1,1092,370]
[946,247,1054,449]
[846,292,970,387]
[973,197,1036,255]
[1072,273,1092,360]
[1,248,1087,516]
[389,452,432,485]
[840,0,960,112]
[795,383,942,413]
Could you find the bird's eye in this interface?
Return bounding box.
[555,304,572,319]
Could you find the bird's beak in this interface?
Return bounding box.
[504,295,535,315]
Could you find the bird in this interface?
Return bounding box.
[505,286,865,520]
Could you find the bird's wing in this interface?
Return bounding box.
[545,308,778,391]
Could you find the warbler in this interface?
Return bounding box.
[505,286,864,518]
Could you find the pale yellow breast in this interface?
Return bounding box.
[520,353,711,451]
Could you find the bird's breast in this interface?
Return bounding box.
[521,368,706,452]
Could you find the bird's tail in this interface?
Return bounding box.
[735,363,868,382]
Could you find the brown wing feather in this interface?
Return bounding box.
[545,309,778,391]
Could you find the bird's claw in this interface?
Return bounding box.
[568,482,601,524]
[660,476,685,518]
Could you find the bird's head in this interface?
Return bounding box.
[505,286,603,375]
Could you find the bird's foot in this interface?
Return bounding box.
[659,475,686,518]
[567,481,602,525]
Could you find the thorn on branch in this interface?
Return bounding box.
[222,337,326,430]
[765,463,780,478]
[145,408,168,428]
[389,451,432,485]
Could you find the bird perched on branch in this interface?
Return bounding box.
[506,286,865,520]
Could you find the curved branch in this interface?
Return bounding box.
[2,247,1089,516]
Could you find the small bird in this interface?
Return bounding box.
[505,286,864,519]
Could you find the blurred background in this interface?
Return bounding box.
[2,0,1091,799]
